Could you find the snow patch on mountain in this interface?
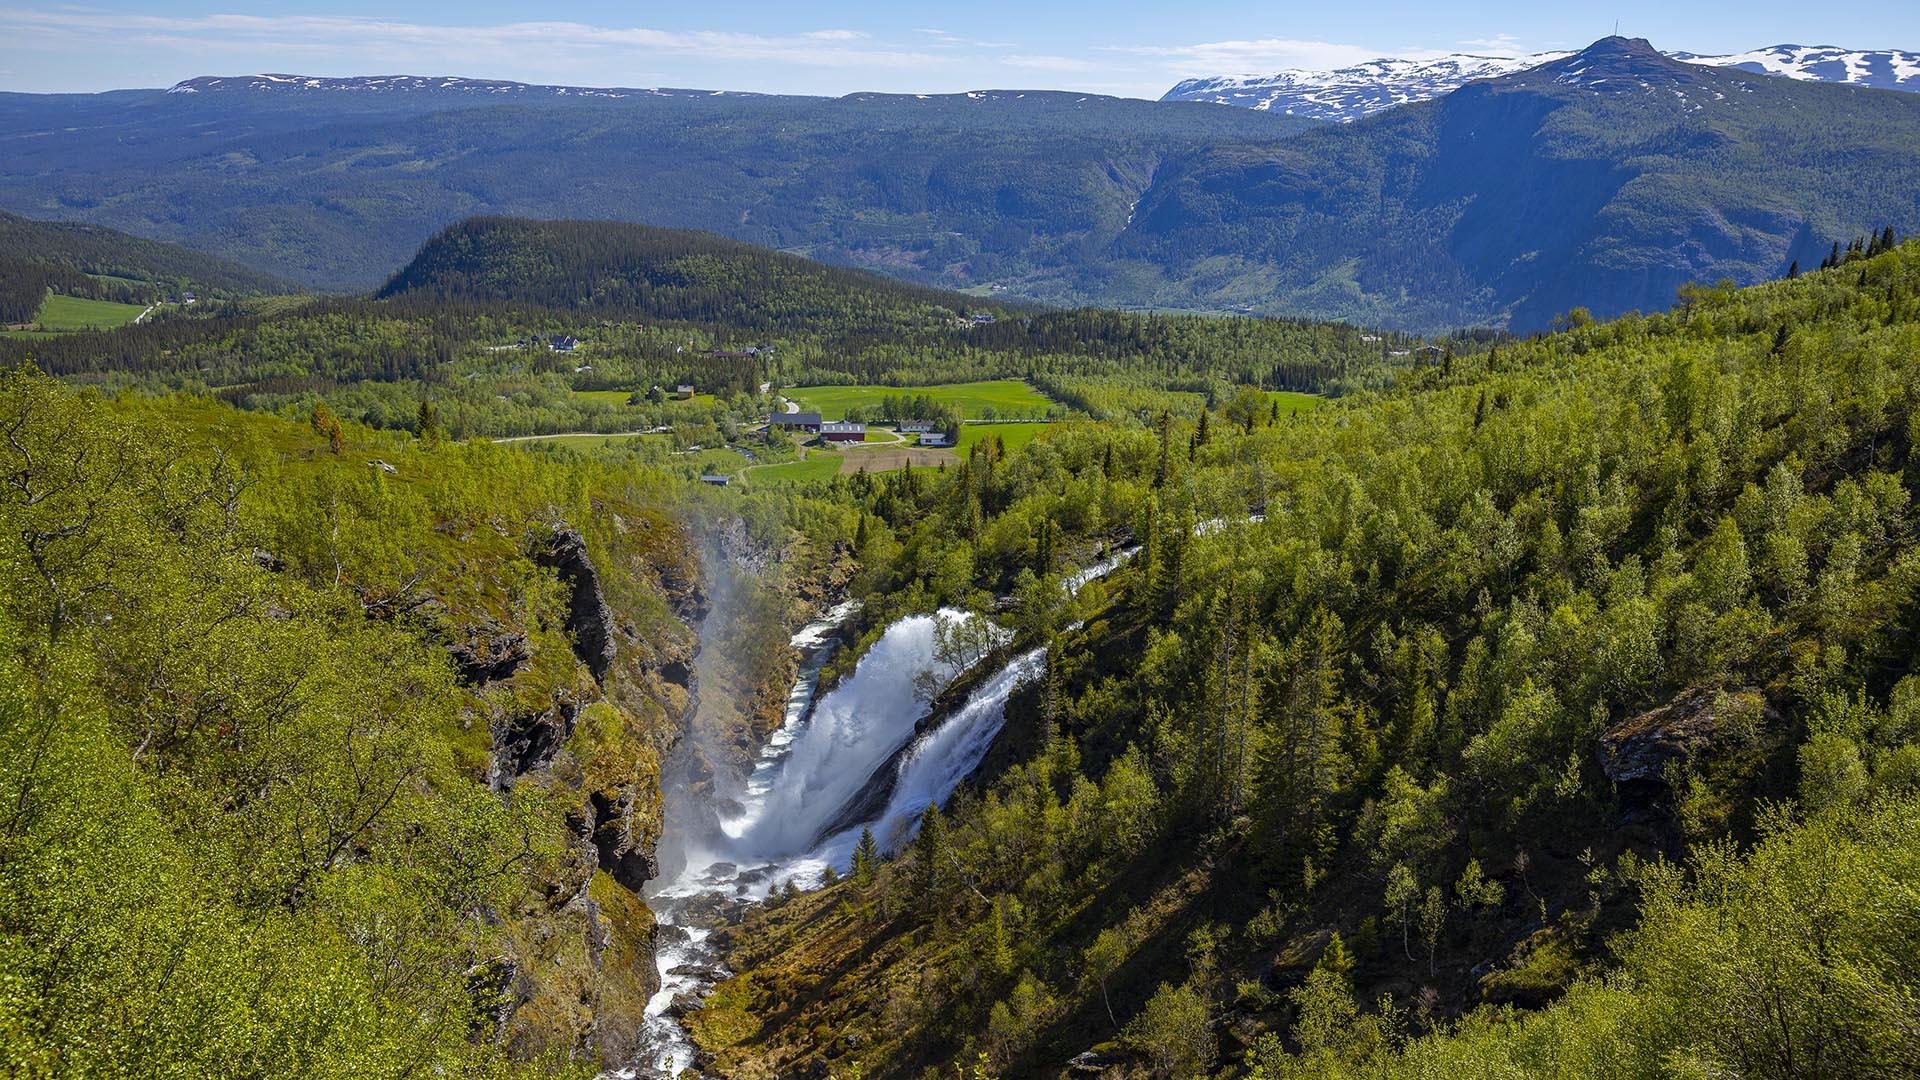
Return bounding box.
[1674,45,1920,92]
[1163,43,1920,121]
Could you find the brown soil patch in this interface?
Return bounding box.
[834,446,958,474]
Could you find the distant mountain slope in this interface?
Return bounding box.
[0,210,292,322]
[1164,42,1920,121]
[1163,52,1570,119]
[1121,37,1920,329]
[0,83,1315,293]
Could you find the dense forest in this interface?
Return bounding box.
[683,239,1920,1076]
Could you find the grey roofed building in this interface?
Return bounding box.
[770,411,823,431]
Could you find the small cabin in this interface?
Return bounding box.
[699,474,731,487]
[821,421,867,443]
[548,335,578,352]
[676,384,695,399]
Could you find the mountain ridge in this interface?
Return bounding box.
[1123,36,1920,328]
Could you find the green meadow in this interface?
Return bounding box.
[3,293,148,335]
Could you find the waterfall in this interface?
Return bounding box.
[823,646,1047,856]
[627,525,1238,1077]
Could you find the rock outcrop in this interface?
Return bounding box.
[535,527,618,683]
[489,697,580,790]
[1598,687,1776,790]
[448,619,532,685]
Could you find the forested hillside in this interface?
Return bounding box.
[0,210,290,323]
[0,370,765,1072]
[685,238,1920,1076]
[378,217,1019,330]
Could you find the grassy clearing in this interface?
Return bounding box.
[504,432,659,450]
[568,389,718,407]
[956,422,1050,455]
[787,379,1052,420]
[1266,390,1321,416]
[744,455,842,486]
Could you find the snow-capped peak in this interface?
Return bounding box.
[1162,42,1920,121]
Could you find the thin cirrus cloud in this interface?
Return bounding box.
[0,6,1495,98]
[1102,37,1449,77]
[0,8,947,76]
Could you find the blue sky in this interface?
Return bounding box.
[1,2,1915,97]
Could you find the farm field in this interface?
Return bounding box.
[3,293,148,334]
[743,454,842,486]
[786,380,1053,420]
[834,446,958,475]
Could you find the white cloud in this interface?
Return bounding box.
[1456,34,1531,56]
[0,8,946,73]
[1102,37,1398,77]
[1000,54,1098,72]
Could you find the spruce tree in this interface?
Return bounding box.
[852,826,880,888]
[911,804,947,901]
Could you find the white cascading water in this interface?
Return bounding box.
[627,523,1268,1077]
[719,608,987,862]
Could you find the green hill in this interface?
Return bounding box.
[376,217,1012,333]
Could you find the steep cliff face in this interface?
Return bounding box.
[436,509,707,1068]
